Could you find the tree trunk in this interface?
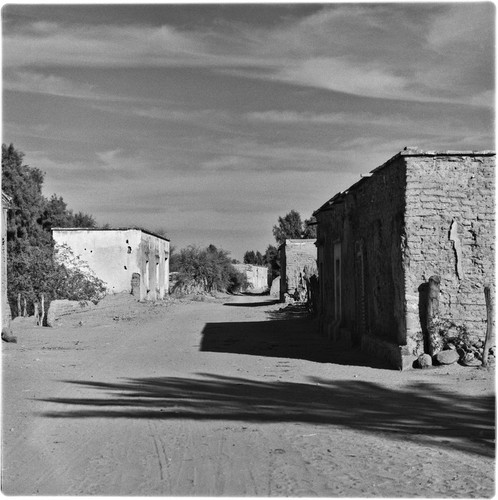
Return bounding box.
[482,286,494,367]
[22,297,27,317]
[40,294,46,327]
[34,302,39,326]
[17,293,21,318]
[427,275,441,357]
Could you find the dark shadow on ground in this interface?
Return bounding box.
[223,300,280,308]
[200,317,390,367]
[38,374,495,458]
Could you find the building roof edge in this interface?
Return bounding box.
[314,148,495,216]
[51,227,170,242]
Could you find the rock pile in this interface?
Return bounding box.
[416,340,495,368]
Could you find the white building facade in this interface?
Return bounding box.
[52,228,170,301]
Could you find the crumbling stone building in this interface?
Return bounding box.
[52,228,170,301]
[233,264,268,292]
[279,239,317,302]
[313,149,495,369]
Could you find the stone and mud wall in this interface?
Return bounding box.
[279,239,317,302]
[315,151,495,369]
[315,157,406,355]
[233,264,268,292]
[403,153,495,354]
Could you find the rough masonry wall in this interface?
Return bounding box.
[316,203,345,329]
[316,157,406,347]
[404,154,495,351]
[280,239,316,301]
[233,264,268,292]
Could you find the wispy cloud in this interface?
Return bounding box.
[3,4,493,106]
[3,70,100,99]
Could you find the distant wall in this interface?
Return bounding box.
[233,264,268,292]
[279,239,316,302]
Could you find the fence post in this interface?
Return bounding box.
[34,302,39,325]
[427,275,441,357]
[40,294,45,327]
[482,286,494,367]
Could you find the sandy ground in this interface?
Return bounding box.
[2,293,495,497]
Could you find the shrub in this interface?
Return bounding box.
[171,244,247,294]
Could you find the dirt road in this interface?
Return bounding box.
[2,293,495,496]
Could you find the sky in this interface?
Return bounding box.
[2,2,495,260]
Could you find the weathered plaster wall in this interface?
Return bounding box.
[316,158,406,351]
[233,264,268,291]
[279,239,317,301]
[53,229,170,301]
[139,231,170,300]
[403,154,495,350]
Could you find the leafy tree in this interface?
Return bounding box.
[243,250,265,266]
[72,211,96,228]
[39,194,73,232]
[2,143,47,247]
[2,143,103,319]
[272,210,304,245]
[264,244,280,283]
[7,244,106,321]
[40,195,96,231]
[272,210,317,245]
[243,250,256,264]
[172,244,247,294]
[303,217,317,239]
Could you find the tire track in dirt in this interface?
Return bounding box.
[3,293,495,496]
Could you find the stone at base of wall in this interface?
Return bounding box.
[47,299,95,327]
[361,334,416,370]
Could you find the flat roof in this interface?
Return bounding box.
[286,238,316,243]
[314,148,495,215]
[52,227,170,242]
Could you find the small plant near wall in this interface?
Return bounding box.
[436,319,485,365]
[438,320,471,350]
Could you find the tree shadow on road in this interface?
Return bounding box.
[39,373,494,458]
[223,300,280,308]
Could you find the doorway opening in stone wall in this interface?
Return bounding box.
[145,260,150,294]
[354,239,366,347]
[131,273,140,298]
[333,242,342,339]
[155,257,160,295]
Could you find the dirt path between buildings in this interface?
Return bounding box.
[2,293,495,497]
